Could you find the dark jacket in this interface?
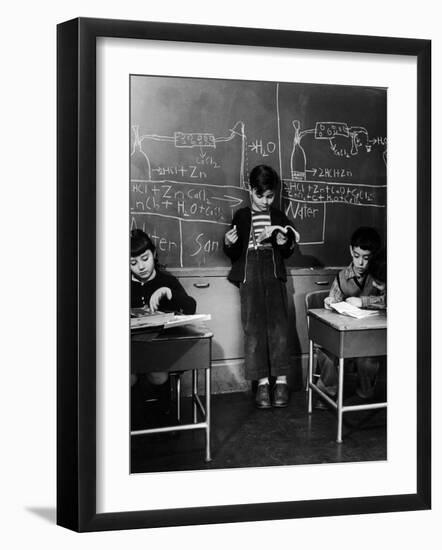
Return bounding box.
[131,270,196,313]
[223,206,296,284]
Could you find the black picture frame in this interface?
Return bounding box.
[57,17,431,532]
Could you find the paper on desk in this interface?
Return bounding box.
[130,310,175,329]
[329,302,379,319]
[130,306,211,330]
[163,313,211,329]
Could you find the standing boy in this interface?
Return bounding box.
[224,164,300,408]
[315,227,386,407]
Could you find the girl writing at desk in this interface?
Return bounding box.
[131,229,196,317]
[130,229,196,420]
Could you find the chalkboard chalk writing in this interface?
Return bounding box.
[315,122,349,139]
[190,233,220,257]
[131,181,245,224]
[310,167,353,179]
[130,76,386,268]
[282,180,386,207]
[285,202,326,244]
[174,132,216,148]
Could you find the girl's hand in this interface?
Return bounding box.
[224,225,238,246]
[149,287,172,312]
[276,231,288,245]
[346,297,363,308]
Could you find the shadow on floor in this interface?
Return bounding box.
[25,507,56,524]
[131,390,386,474]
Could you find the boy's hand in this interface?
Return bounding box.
[324,297,334,310]
[149,287,172,312]
[276,231,288,245]
[224,225,238,246]
[257,226,275,243]
[346,297,363,308]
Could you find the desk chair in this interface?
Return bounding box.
[304,289,330,391]
[166,372,202,424]
[169,372,182,421]
[131,372,182,424]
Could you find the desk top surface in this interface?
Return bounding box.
[308,308,387,332]
[131,323,213,343]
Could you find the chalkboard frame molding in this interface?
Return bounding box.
[57,17,431,532]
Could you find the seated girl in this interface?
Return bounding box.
[130,229,196,420]
[131,229,196,317]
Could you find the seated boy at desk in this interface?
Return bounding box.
[315,228,386,408]
[130,229,196,420]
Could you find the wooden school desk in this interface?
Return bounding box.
[131,324,213,462]
[307,309,387,443]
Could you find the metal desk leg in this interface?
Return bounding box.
[176,374,181,422]
[192,369,198,423]
[308,339,313,413]
[205,367,211,462]
[336,357,344,443]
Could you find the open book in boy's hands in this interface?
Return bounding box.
[329,301,379,319]
[256,225,301,243]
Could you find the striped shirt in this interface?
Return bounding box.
[248,211,272,249]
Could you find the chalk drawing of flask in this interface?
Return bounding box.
[290,120,306,181]
[130,125,152,181]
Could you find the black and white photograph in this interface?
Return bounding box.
[52,13,432,534]
[129,75,388,473]
[1,0,439,544]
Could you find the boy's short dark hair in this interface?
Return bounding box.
[369,248,387,283]
[249,164,280,194]
[130,229,155,257]
[350,226,381,254]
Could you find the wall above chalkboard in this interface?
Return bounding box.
[130,76,386,269]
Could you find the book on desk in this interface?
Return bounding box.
[130,307,211,331]
[329,301,379,319]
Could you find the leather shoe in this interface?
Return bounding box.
[272,383,290,407]
[313,389,335,410]
[313,397,329,410]
[255,384,271,409]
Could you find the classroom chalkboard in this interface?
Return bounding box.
[130,76,386,268]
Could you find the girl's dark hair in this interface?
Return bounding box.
[249,164,280,194]
[130,229,155,258]
[350,226,381,254]
[369,248,387,283]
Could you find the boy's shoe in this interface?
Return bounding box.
[313,385,335,410]
[255,384,271,409]
[272,383,290,407]
[313,396,330,410]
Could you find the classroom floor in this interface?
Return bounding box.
[130,386,387,474]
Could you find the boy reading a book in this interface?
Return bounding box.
[224,164,300,409]
[315,228,386,407]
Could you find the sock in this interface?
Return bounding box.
[275,376,287,385]
[258,377,269,386]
